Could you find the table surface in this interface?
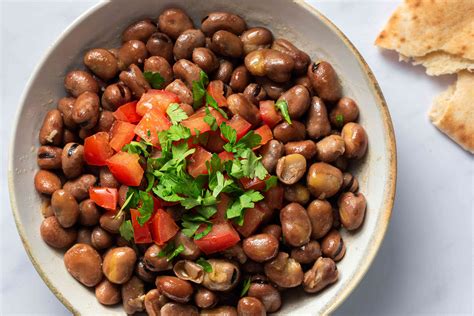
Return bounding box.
[1,1,472,315]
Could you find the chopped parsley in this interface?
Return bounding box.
[192,70,209,109]
[196,258,212,272]
[275,99,292,124]
[122,140,151,157]
[240,278,251,297]
[158,242,185,261]
[335,114,344,126]
[167,103,188,125]
[226,190,264,225]
[119,220,134,241]
[143,71,165,89]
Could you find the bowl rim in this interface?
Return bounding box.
[8,0,397,315]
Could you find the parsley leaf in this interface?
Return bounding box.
[264,175,278,191]
[192,70,209,109]
[166,103,188,125]
[158,243,185,261]
[194,223,212,240]
[206,93,228,119]
[145,173,155,192]
[335,114,344,126]
[119,220,134,241]
[203,107,218,131]
[226,190,264,224]
[275,99,292,124]
[209,171,234,197]
[196,258,212,272]
[181,213,212,239]
[220,122,237,144]
[240,278,251,297]
[237,131,262,150]
[122,140,150,157]
[137,191,154,225]
[143,71,165,89]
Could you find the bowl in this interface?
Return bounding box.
[8,0,396,314]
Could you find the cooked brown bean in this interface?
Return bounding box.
[144,56,174,86]
[221,243,247,264]
[103,246,137,284]
[101,83,132,111]
[213,59,234,83]
[158,8,193,40]
[272,39,310,75]
[316,135,345,163]
[306,162,343,199]
[237,297,266,316]
[329,97,359,127]
[95,110,116,132]
[243,233,279,263]
[259,139,284,173]
[264,252,303,288]
[95,279,121,305]
[227,93,260,126]
[276,154,306,185]
[280,203,311,247]
[121,276,145,314]
[261,224,282,241]
[341,122,368,159]
[284,183,310,205]
[34,170,61,195]
[341,172,359,193]
[295,75,314,95]
[72,91,100,130]
[306,96,331,140]
[278,85,310,119]
[165,79,193,105]
[122,19,157,42]
[63,174,97,201]
[248,283,281,313]
[144,289,168,315]
[156,276,194,303]
[194,288,217,309]
[61,143,84,178]
[146,32,174,63]
[84,48,119,81]
[170,231,201,260]
[136,258,157,284]
[256,77,290,100]
[202,259,240,291]
[51,189,79,228]
[173,59,203,88]
[64,70,99,97]
[229,66,251,93]
[76,227,92,245]
[243,83,266,105]
[144,244,173,271]
[201,306,237,316]
[201,12,246,36]
[307,199,333,239]
[244,49,295,83]
[118,185,129,207]
[284,140,317,160]
[307,61,341,103]
[119,64,150,98]
[99,167,119,188]
[37,146,62,169]
[321,229,345,261]
[273,121,306,143]
[160,302,199,316]
[303,257,338,293]
[192,47,219,74]
[64,243,103,287]
[91,227,114,250]
[291,240,321,264]
[78,127,93,140]
[209,30,243,58]
[57,97,78,129]
[40,216,77,248]
[117,40,148,70]
[174,29,206,60]
[39,109,63,146]
[62,129,78,145]
[78,199,100,226]
[100,212,124,234]
[338,192,366,230]
[241,27,273,55]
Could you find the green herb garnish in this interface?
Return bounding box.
[119,220,134,241]
[143,71,165,89]
[240,278,251,297]
[192,70,209,109]
[196,258,213,272]
[335,114,344,126]
[226,190,264,225]
[158,243,185,261]
[275,99,292,124]
[166,103,188,125]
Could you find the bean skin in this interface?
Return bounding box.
[303,257,338,293]
[201,12,247,36]
[37,146,62,169]
[341,123,368,159]
[290,240,322,264]
[156,276,194,303]
[122,19,157,43]
[144,56,174,86]
[306,162,343,199]
[78,199,100,226]
[64,70,99,97]
[243,234,279,262]
[237,297,266,316]
[72,91,100,130]
[117,40,148,70]
[64,243,103,287]
[264,252,303,288]
[83,48,119,81]
[121,276,145,314]
[158,8,194,40]
[306,96,331,140]
[330,97,359,127]
[61,143,84,179]
[227,93,260,126]
[278,84,311,119]
[321,229,346,261]
[173,29,206,60]
[39,109,63,146]
[57,97,78,129]
[40,216,77,249]
[119,64,150,98]
[338,192,366,230]
[209,30,243,58]
[146,32,174,63]
[259,139,284,173]
[248,283,281,313]
[51,189,79,228]
[273,121,306,143]
[241,27,273,55]
[276,154,307,185]
[103,247,137,284]
[284,140,317,160]
[95,279,121,305]
[160,302,198,316]
[280,203,312,247]
[34,170,61,195]
[213,59,234,83]
[101,83,132,111]
[307,199,333,239]
[63,174,97,201]
[307,61,342,103]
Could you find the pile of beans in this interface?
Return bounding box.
[35,8,368,315]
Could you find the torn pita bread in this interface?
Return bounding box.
[411,52,474,76]
[429,71,474,153]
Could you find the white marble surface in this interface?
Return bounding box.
[1,0,472,314]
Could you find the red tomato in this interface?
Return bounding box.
[152,195,178,210]
[113,101,142,123]
[264,184,284,210]
[207,80,228,107]
[109,121,136,152]
[223,114,252,141]
[234,207,265,237]
[213,193,231,222]
[254,125,273,147]
[84,132,114,166]
[89,187,118,210]
[181,108,227,136]
[194,221,240,254]
[106,151,144,186]
[218,151,234,162]
[240,177,266,191]
[130,208,153,244]
[150,209,179,245]
[259,100,282,128]
[136,90,180,116]
[134,109,172,147]
[187,146,212,178]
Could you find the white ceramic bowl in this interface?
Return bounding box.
[8,0,396,314]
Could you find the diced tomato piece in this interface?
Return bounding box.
[89,187,117,210]
[136,90,180,116]
[109,121,136,152]
[254,125,273,147]
[152,195,178,211]
[194,221,240,254]
[213,193,231,222]
[204,131,226,153]
[130,208,153,244]
[218,151,234,162]
[182,107,227,134]
[113,101,142,123]
[222,114,252,141]
[264,184,284,210]
[106,151,144,186]
[256,201,274,223]
[150,209,179,245]
[240,177,266,191]
[259,100,282,128]
[84,132,114,166]
[187,146,212,178]
[207,80,228,107]
[134,109,172,147]
[234,207,265,237]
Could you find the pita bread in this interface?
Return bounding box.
[412,52,474,76]
[429,71,474,153]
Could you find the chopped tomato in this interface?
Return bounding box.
[187,146,212,178]
[109,121,136,152]
[213,193,231,222]
[113,101,142,123]
[240,177,266,191]
[136,90,180,116]
[223,114,252,141]
[130,208,153,244]
[204,131,226,153]
[218,151,234,162]
[106,151,144,186]
[234,207,265,237]
[207,80,228,107]
[181,108,227,136]
[84,132,114,166]
[152,195,178,210]
[150,209,179,245]
[194,221,240,254]
[134,109,172,147]
[264,184,284,210]
[254,125,273,147]
[89,187,117,210]
[259,100,282,128]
